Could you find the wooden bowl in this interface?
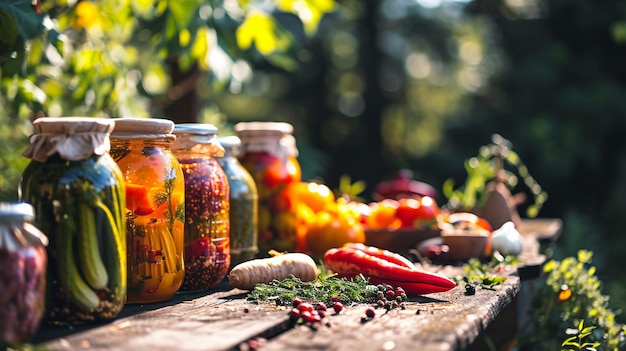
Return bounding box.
[440,230,489,261]
[364,227,441,258]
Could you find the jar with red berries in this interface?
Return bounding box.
[234,122,301,255]
[109,118,185,303]
[0,202,48,345]
[172,123,230,291]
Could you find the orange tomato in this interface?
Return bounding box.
[365,199,400,229]
[295,203,315,252]
[304,209,365,259]
[288,181,335,213]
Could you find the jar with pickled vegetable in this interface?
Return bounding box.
[234,122,301,255]
[19,117,126,325]
[172,124,230,291]
[217,135,258,268]
[110,118,185,303]
[0,202,48,345]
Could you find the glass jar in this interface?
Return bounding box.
[19,117,126,325]
[217,136,258,269]
[234,122,301,255]
[172,124,230,291]
[110,118,185,303]
[0,202,48,345]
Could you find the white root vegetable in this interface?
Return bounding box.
[228,252,319,290]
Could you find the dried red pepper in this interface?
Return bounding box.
[324,247,456,296]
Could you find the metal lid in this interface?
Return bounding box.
[218,136,242,157]
[173,123,218,135]
[0,202,49,249]
[0,202,35,222]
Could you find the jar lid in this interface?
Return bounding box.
[110,117,175,140]
[0,202,49,249]
[0,202,35,222]
[218,135,241,157]
[23,117,115,162]
[234,121,293,135]
[174,123,218,135]
[172,123,224,156]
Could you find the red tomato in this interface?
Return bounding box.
[395,196,439,228]
[240,152,288,189]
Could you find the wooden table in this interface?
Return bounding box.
[31,219,561,351]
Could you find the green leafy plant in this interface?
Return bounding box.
[455,255,517,292]
[336,174,367,203]
[521,250,626,351]
[561,320,601,351]
[442,133,548,218]
[0,0,336,201]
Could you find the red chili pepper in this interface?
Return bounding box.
[342,242,415,270]
[324,247,456,296]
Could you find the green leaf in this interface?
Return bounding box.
[278,0,335,36]
[168,0,202,30]
[0,0,45,41]
[0,9,19,51]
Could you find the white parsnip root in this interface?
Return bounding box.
[228,252,319,290]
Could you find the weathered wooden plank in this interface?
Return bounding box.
[34,267,520,351]
[260,269,520,351]
[37,288,291,351]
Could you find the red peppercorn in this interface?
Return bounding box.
[333,302,344,314]
[386,290,396,299]
[365,307,376,318]
[289,308,301,320]
[292,298,302,308]
[298,302,314,312]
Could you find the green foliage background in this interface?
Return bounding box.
[3,0,626,348]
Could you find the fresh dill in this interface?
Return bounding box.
[247,273,380,306]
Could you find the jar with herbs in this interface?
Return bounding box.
[0,202,48,345]
[172,124,230,291]
[234,122,301,255]
[217,136,258,268]
[19,117,126,325]
[110,118,185,303]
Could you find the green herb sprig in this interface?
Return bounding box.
[456,255,516,291]
[247,273,379,307]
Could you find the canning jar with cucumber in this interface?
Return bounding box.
[109,118,185,304]
[19,117,127,325]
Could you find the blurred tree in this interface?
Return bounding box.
[459,0,626,321]
[0,0,335,200]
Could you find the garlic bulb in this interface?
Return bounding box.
[490,221,523,256]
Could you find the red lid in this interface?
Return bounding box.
[373,169,437,200]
